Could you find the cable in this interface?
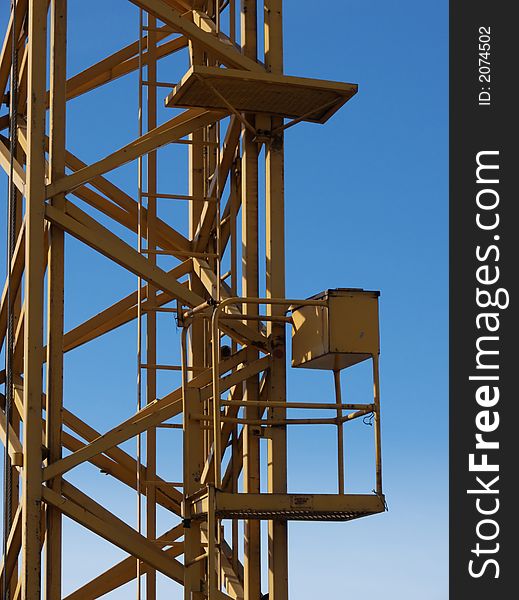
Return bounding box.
[363,411,375,426]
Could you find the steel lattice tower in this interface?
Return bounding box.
[0,1,385,598]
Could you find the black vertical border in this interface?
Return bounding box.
[450,2,515,598]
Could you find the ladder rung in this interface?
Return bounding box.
[152,540,184,546]
[141,192,217,201]
[143,480,184,487]
[169,250,219,258]
[140,249,178,255]
[172,139,219,147]
[140,363,204,372]
[141,26,177,34]
[140,249,218,258]
[140,363,182,371]
[141,80,178,88]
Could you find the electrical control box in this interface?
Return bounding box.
[291,288,380,370]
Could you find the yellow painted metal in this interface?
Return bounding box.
[292,288,381,370]
[189,489,385,522]
[165,65,358,123]
[45,1,67,597]
[1,1,384,598]
[21,1,47,597]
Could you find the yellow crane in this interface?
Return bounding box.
[0,1,385,598]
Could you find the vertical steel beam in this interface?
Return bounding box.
[9,139,23,599]
[241,3,261,598]
[5,16,25,596]
[45,1,67,598]
[22,1,48,597]
[264,2,289,598]
[183,35,209,600]
[136,13,145,593]
[373,355,383,496]
[333,370,345,494]
[145,14,158,600]
[229,156,241,577]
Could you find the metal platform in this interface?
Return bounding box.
[189,490,385,522]
[165,65,358,123]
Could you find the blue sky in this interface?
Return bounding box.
[1,1,448,598]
